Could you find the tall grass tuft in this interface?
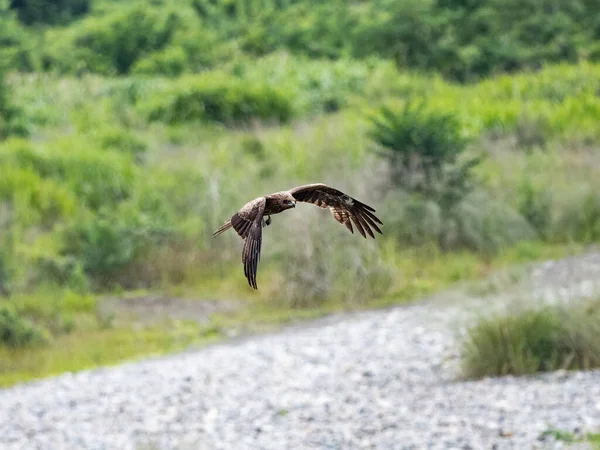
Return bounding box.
[461,299,600,378]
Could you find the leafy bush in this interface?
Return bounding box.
[96,127,148,163]
[141,73,293,125]
[370,102,480,208]
[241,1,355,59]
[1,140,136,211]
[461,299,600,378]
[0,161,78,228]
[10,0,90,26]
[60,205,174,288]
[229,53,370,115]
[0,303,49,348]
[131,46,188,77]
[51,6,180,75]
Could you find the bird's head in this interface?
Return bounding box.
[281,193,296,209]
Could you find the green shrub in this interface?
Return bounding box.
[0,161,78,228]
[60,208,173,288]
[370,102,479,208]
[55,6,180,75]
[131,46,188,77]
[353,0,449,72]
[0,7,25,69]
[226,53,371,116]
[1,140,136,211]
[35,255,83,288]
[141,73,293,125]
[0,303,49,348]
[461,299,600,378]
[245,1,354,59]
[97,127,148,163]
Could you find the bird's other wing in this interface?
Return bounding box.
[213,197,266,239]
[289,183,383,238]
[222,197,264,240]
[240,198,266,289]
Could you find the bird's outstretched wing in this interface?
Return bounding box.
[237,198,266,289]
[213,197,266,289]
[289,183,383,238]
[213,197,264,239]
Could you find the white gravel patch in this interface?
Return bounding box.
[2,252,600,450]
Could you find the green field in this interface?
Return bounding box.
[1,0,600,386]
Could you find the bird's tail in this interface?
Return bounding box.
[213,220,232,238]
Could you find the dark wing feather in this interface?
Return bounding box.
[228,197,265,239]
[213,197,263,238]
[212,197,266,289]
[240,198,266,289]
[289,183,383,238]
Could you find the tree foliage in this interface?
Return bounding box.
[9,0,90,25]
[2,0,599,79]
[370,102,479,206]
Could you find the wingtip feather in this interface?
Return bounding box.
[213,220,232,238]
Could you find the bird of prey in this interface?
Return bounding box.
[213,183,383,289]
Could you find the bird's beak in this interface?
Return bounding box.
[292,201,296,208]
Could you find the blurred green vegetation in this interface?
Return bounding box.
[1,0,600,383]
[461,298,600,378]
[3,0,600,80]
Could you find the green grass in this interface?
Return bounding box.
[0,322,209,387]
[3,34,600,386]
[0,240,582,387]
[540,429,600,448]
[589,433,600,449]
[460,296,600,379]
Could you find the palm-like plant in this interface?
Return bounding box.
[370,101,481,209]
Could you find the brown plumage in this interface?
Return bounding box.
[213,183,383,289]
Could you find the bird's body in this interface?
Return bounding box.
[213,183,382,289]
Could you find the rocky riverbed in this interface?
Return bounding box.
[2,252,600,450]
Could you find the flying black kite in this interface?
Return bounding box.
[213,183,383,289]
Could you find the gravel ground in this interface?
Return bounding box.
[2,252,600,450]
